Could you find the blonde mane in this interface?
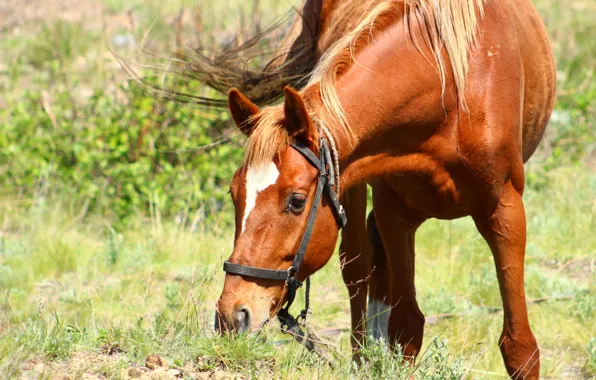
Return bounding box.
[244,107,290,167]
[245,0,485,167]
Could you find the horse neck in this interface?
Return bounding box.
[309,21,458,193]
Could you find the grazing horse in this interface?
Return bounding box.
[212,0,555,378]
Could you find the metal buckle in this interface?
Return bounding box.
[286,269,303,288]
[297,308,310,324]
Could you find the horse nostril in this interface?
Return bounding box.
[232,305,251,333]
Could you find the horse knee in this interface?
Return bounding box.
[499,331,540,379]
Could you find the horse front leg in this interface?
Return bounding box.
[339,183,371,359]
[366,209,391,342]
[372,181,426,360]
[473,181,540,379]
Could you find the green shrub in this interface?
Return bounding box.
[352,337,469,379]
[0,81,242,225]
[25,21,97,69]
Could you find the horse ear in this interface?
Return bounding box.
[228,88,260,135]
[283,86,316,144]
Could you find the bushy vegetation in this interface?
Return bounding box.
[0,0,594,378]
[1,82,241,223]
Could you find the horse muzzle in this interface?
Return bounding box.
[214,303,254,334]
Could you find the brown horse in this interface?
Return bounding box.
[213,0,555,378]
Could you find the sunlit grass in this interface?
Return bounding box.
[0,0,594,378]
[0,166,594,378]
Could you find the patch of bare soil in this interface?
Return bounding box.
[0,0,103,33]
[19,353,245,379]
[540,257,595,282]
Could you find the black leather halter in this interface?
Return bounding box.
[223,138,347,330]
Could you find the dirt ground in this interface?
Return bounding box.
[0,0,104,33]
[19,352,243,379]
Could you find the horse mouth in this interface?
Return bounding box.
[213,311,271,334]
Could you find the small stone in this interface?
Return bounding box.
[33,363,45,373]
[148,368,166,379]
[145,354,168,370]
[166,369,182,378]
[208,370,233,380]
[128,367,145,377]
[120,368,131,379]
[81,374,102,380]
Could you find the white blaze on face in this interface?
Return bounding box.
[241,161,280,233]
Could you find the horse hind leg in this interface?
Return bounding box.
[366,210,391,342]
[372,181,426,359]
[473,181,540,379]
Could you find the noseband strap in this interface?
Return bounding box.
[222,137,346,329]
[222,261,290,282]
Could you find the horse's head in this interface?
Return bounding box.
[215,87,342,333]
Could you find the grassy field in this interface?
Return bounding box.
[1,0,595,379]
[0,166,594,379]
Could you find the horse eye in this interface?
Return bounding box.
[288,193,307,213]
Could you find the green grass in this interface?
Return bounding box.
[0,0,594,378]
[0,166,594,378]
